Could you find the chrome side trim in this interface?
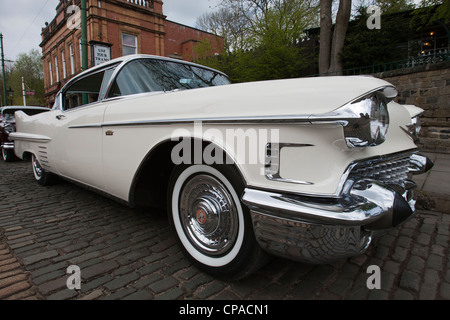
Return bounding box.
[9,132,52,143]
[68,115,315,129]
[265,143,315,185]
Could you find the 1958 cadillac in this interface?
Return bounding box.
[11,54,433,280]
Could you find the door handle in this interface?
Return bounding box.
[56,115,66,120]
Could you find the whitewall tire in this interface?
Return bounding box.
[32,154,57,186]
[168,164,267,280]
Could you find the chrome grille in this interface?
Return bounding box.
[349,155,411,187]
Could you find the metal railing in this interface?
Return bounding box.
[122,0,154,9]
[315,49,450,77]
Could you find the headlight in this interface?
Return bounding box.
[315,87,394,148]
[342,92,390,147]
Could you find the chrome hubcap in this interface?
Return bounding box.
[179,174,239,257]
[33,156,43,178]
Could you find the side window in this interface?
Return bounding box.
[62,71,105,110]
[108,59,231,98]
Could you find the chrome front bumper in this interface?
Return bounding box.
[242,153,433,264]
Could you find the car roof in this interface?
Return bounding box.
[71,54,227,81]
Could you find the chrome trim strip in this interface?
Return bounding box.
[265,143,315,185]
[9,132,52,143]
[68,86,395,129]
[68,115,318,129]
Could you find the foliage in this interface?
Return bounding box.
[341,7,414,70]
[373,0,415,14]
[411,0,450,29]
[1,49,45,106]
[194,0,319,82]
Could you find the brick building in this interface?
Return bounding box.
[40,0,224,107]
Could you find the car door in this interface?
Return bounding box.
[52,68,114,191]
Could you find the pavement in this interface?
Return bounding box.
[0,152,449,302]
[414,152,450,214]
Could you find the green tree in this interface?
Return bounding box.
[374,0,415,14]
[8,49,45,106]
[195,0,319,82]
[341,6,414,70]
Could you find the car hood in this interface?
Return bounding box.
[106,76,397,123]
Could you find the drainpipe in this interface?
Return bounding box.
[1,33,7,107]
[81,0,88,105]
[81,0,88,71]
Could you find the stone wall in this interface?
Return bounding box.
[374,61,450,153]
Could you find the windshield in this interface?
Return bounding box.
[109,59,231,98]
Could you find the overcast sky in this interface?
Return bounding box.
[0,0,220,62]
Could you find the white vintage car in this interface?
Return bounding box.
[11,54,432,280]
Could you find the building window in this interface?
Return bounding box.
[48,60,53,86]
[70,44,75,75]
[122,33,137,56]
[54,56,59,83]
[62,50,67,79]
[79,38,82,67]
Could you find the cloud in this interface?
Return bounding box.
[0,0,59,61]
[163,0,220,27]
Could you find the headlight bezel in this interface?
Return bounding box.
[341,90,391,148]
[310,86,396,148]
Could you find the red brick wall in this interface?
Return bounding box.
[40,0,224,107]
[164,21,224,61]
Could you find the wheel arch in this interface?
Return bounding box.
[128,137,247,210]
[22,151,33,161]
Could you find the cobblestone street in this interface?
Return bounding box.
[0,159,449,301]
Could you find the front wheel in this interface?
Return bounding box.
[167,164,268,280]
[32,154,57,186]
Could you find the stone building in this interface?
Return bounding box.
[40,0,224,107]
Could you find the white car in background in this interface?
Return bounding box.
[11,54,433,280]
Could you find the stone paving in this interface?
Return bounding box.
[0,159,449,300]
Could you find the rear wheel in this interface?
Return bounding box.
[2,148,15,162]
[168,164,267,280]
[32,154,57,186]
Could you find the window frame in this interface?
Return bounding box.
[60,63,119,112]
[122,33,137,56]
[105,58,231,99]
[54,56,60,83]
[69,44,75,75]
[48,60,53,86]
[62,49,67,79]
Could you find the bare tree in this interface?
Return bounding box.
[319,0,352,75]
[319,0,333,74]
[197,0,320,53]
